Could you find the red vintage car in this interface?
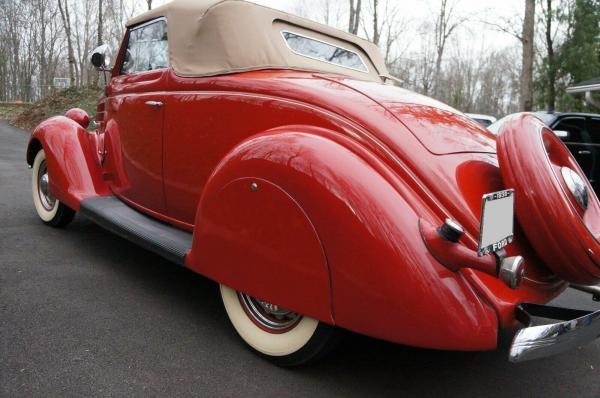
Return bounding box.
[27,0,600,366]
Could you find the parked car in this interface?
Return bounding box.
[489,112,600,193]
[466,113,497,127]
[27,0,600,366]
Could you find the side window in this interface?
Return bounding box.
[121,19,168,75]
[281,31,368,73]
[554,117,587,144]
[588,118,600,144]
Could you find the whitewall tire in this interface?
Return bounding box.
[220,284,339,366]
[31,150,75,228]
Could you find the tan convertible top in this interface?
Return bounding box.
[126,0,389,82]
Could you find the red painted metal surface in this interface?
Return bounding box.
[27,116,110,211]
[190,127,499,349]
[27,67,571,351]
[103,69,168,213]
[64,108,90,129]
[498,114,600,285]
[190,177,333,324]
[419,218,497,275]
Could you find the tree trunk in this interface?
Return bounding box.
[94,0,103,87]
[433,0,448,97]
[372,0,379,45]
[146,0,152,11]
[58,0,76,88]
[545,0,556,112]
[520,0,535,111]
[38,0,47,97]
[348,0,361,34]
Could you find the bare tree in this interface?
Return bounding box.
[348,0,362,34]
[360,0,407,68]
[432,0,465,97]
[539,0,560,111]
[146,0,152,11]
[58,0,77,87]
[372,0,379,45]
[520,0,535,111]
[93,0,104,86]
[480,1,535,111]
[97,0,104,47]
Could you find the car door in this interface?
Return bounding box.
[552,116,597,186]
[104,18,169,213]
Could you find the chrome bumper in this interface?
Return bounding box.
[509,302,600,362]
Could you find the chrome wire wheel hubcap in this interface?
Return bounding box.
[37,160,56,211]
[238,293,302,332]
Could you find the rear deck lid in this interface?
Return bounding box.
[341,79,497,155]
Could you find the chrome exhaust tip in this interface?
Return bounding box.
[499,256,525,289]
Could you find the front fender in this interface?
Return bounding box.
[188,125,498,351]
[27,116,109,211]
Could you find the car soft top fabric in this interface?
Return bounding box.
[126,0,389,82]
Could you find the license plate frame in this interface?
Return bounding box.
[478,189,515,256]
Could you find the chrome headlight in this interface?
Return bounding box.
[561,167,589,210]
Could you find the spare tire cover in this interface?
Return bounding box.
[497,113,600,285]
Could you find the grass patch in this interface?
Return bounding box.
[10,87,103,131]
[0,103,30,120]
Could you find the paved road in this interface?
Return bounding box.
[1,119,599,397]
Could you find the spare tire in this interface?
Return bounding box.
[497,113,600,285]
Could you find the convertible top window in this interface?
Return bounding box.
[122,19,168,75]
[281,31,368,73]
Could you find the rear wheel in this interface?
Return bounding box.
[31,150,75,228]
[220,284,339,366]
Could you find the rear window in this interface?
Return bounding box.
[281,31,368,73]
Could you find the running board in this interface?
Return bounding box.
[80,196,192,265]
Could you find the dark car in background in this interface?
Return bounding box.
[489,112,600,193]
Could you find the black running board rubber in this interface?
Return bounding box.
[80,196,193,265]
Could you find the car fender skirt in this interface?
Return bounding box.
[27,116,109,211]
[189,177,333,324]
[497,114,600,285]
[188,127,499,350]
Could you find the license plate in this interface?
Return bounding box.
[478,189,515,256]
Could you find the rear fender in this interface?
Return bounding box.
[26,116,109,211]
[188,125,498,350]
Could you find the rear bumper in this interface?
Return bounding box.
[509,302,600,362]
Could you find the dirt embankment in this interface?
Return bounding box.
[3,87,103,131]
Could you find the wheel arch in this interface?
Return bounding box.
[26,137,43,166]
[26,116,109,211]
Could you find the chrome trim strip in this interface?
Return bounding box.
[509,306,600,362]
[280,30,369,74]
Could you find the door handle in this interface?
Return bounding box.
[578,150,592,155]
[145,101,163,108]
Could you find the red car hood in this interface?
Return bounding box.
[336,79,497,155]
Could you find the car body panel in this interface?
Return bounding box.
[27,116,110,211]
[189,127,499,349]
[104,69,169,213]
[27,67,569,351]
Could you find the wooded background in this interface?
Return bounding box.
[0,0,599,117]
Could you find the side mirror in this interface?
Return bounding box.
[90,44,112,70]
[554,130,570,139]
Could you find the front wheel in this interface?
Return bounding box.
[31,150,75,228]
[220,284,339,366]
